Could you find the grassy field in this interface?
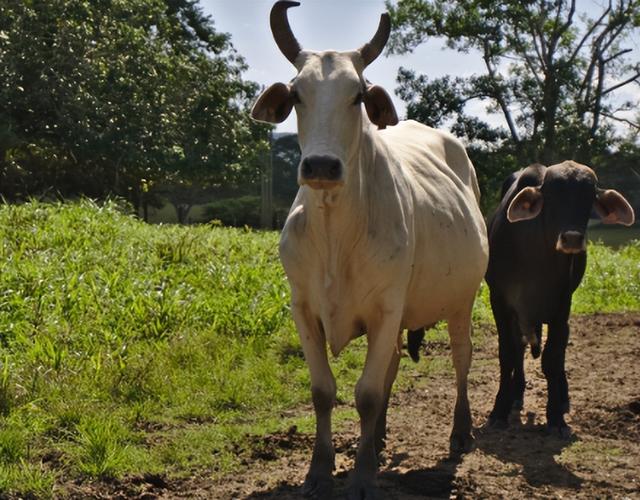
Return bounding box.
[0,201,639,497]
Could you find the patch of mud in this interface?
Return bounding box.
[64,313,640,499]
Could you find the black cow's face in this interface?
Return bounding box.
[541,167,597,253]
[507,161,635,254]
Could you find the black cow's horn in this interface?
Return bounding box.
[359,13,391,67]
[270,1,302,64]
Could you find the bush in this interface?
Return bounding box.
[203,196,262,228]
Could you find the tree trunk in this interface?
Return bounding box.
[541,73,559,164]
[174,203,192,224]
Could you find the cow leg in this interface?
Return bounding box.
[348,311,402,500]
[510,338,526,412]
[489,294,517,427]
[448,303,474,453]
[560,369,570,414]
[542,316,570,437]
[374,332,402,459]
[292,306,336,498]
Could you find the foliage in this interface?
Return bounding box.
[203,195,262,228]
[387,0,640,165]
[0,201,638,495]
[272,133,301,207]
[0,0,268,214]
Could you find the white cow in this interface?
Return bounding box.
[251,2,489,498]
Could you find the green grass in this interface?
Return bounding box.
[0,200,638,495]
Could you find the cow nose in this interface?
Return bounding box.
[300,155,343,186]
[556,231,586,254]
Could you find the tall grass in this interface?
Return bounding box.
[0,200,637,495]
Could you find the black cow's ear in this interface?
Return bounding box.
[507,186,543,223]
[594,189,635,226]
[251,83,294,123]
[364,85,398,130]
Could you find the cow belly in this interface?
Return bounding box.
[403,213,488,329]
[403,251,486,329]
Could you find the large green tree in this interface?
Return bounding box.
[0,0,266,218]
[387,0,640,167]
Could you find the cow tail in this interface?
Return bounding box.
[407,328,425,362]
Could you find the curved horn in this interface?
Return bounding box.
[270,1,302,64]
[358,13,391,67]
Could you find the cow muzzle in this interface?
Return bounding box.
[556,231,586,254]
[299,155,344,190]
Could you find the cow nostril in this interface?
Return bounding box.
[302,159,313,178]
[329,161,341,179]
[559,231,585,251]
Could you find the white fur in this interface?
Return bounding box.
[256,48,488,490]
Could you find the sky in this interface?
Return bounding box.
[201,0,489,133]
[201,0,639,136]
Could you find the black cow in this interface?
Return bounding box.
[486,161,634,436]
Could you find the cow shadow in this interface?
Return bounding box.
[475,412,582,490]
[244,452,463,499]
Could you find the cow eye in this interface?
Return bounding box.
[353,92,363,105]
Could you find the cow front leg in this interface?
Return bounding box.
[511,338,526,412]
[374,333,402,460]
[292,305,337,498]
[542,317,570,438]
[448,304,474,453]
[488,294,516,427]
[348,312,402,500]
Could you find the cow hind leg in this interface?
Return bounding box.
[448,303,474,454]
[292,306,337,498]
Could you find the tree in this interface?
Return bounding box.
[0,0,267,218]
[387,0,640,165]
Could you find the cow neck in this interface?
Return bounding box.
[300,122,381,283]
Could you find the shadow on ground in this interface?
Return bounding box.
[475,415,582,490]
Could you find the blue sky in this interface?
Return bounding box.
[201,0,488,133]
[201,1,638,136]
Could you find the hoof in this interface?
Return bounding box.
[546,423,572,439]
[449,431,474,455]
[347,477,379,500]
[376,449,389,466]
[302,474,333,499]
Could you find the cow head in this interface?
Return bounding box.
[251,1,398,190]
[507,161,635,254]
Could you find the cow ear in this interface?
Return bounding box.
[594,189,635,226]
[507,186,544,223]
[363,85,398,130]
[251,83,294,123]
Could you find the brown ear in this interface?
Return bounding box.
[251,83,294,123]
[594,189,635,226]
[363,85,398,130]
[507,186,544,222]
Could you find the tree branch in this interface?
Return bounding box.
[602,48,632,64]
[601,111,640,130]
[481,40,521,145]
[601,70,640,96]
[568,0,612,64]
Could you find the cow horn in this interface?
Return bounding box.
[358,13,391,67]
[270,1,302,64]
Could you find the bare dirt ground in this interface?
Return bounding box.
[69,313,640,499]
